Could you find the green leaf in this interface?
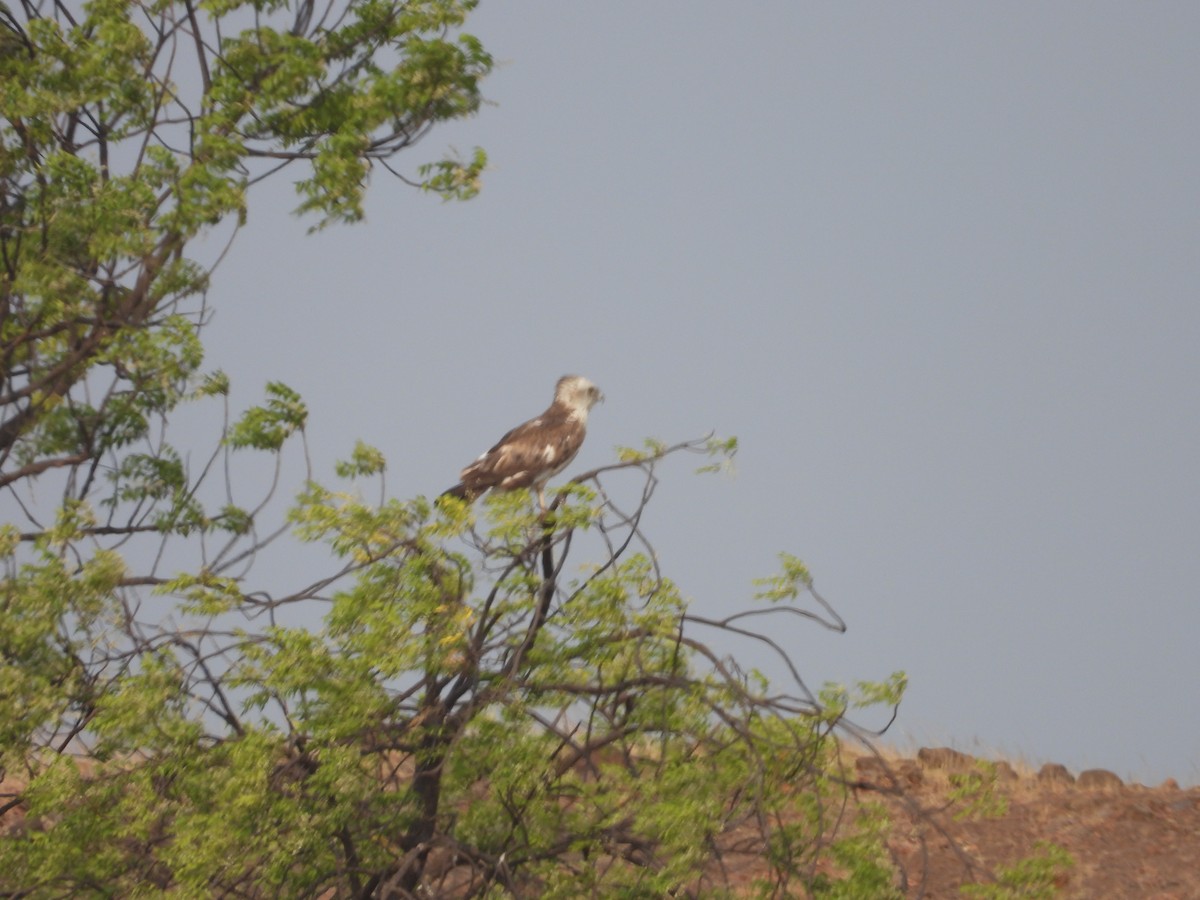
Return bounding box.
[753,552,813,603]
[960,841,1074,898]
[157,570,245,616]
[695,433,738,475]
[194,370,231,398]
[335,440,387,478]
[227,382,308,451]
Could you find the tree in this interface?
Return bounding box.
[4,425,908,895]
[1,1,912,896]
[1,0,489,490]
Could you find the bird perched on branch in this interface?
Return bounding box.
[441,375,604,510]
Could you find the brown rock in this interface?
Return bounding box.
[917,747,976,772]
[1077,768,1124,790]
[993,760,1020,782]
[854,756,924,789]
[854,756,886,781]
[895,759,925,788]
[1036,763,1075,786]
[835,754,1200,898]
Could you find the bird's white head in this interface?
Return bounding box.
[555,374,604,418]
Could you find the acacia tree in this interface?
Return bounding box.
[1,1,912,896]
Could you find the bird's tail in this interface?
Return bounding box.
[439,483,475,503]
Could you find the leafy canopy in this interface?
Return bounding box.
[1,0,490,499]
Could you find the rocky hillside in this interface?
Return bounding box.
[850,747,1200,898]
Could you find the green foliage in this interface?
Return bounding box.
[614,433,736,473]
[949,760,1010,821]
[227,381,308,451]
[755,551,816,602]
[802,803,904,899]
[418,145,489,202]
[0,429,916,894]
[335,439,388,479]
[158,570,247,616]
[0,1,932,893]
[961,841,1074,899]
[696,433,739,474]
[1,0,492,501]
[819,672,908,727]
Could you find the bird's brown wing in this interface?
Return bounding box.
[458,412,585,495]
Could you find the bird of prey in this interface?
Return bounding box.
[442,375,604,509]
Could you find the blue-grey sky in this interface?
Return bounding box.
[205,4,1200,784]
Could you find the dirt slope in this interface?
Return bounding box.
[852,748,1200,898]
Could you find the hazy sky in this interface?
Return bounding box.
[203,4,1200,784]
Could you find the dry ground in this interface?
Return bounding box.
[846,746,1200,898]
